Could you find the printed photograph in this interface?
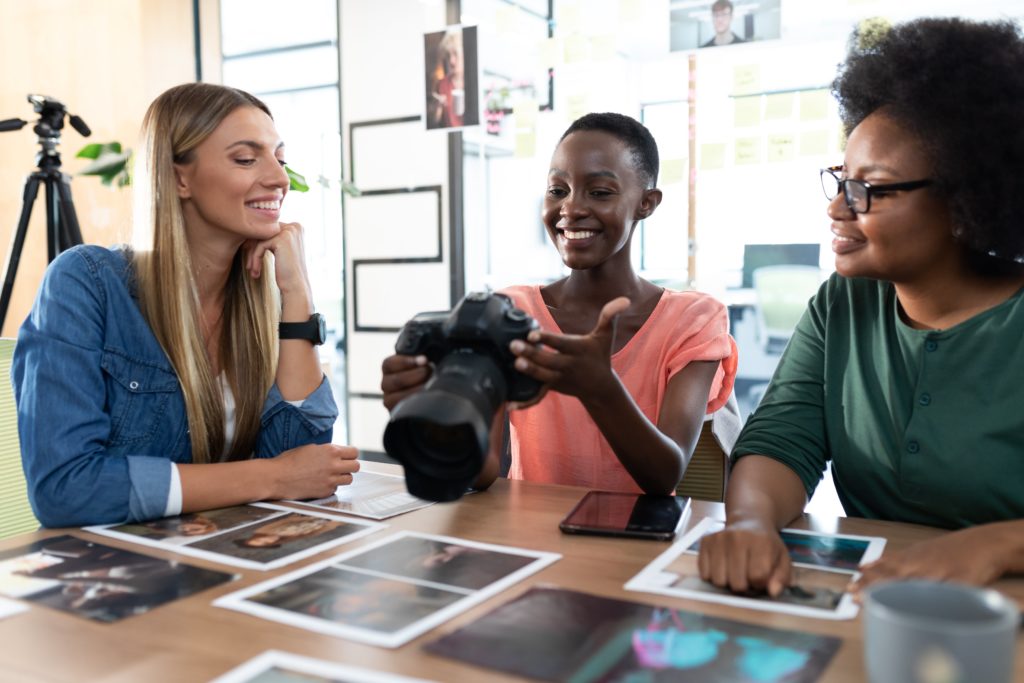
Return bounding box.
[294,471,434,520]
[426,586,840,683]
[779,530,870,572]
[88,506,382,571]
[666,552,847,611]
[0,535,234,623]
[190,513,368,565]
[424,25,479,130]
[214,532,560,648]
[248,565,464,634]
[688,518,880,573]
[210,650,440,683]
[337,535,537,591]
[670,0,782,51]
[99,505,281,545]
[631,517,872,618]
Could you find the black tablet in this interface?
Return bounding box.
[558,491,689,541]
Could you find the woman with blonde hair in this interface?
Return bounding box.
[13,82,358,527]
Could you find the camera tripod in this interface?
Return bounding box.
[0,95,90,329]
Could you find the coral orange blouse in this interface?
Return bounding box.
[502,285,738,493]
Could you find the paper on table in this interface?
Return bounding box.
[291,470,435,520]
[210,649,440,683]
[214,531,560,649]
[625,516,886,620]
[0,595,27,620]
[85,504,383,571]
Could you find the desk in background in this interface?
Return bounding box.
[1,464,1021,683]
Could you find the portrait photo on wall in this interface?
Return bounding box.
[424,25,480,130]
[670,0,782,51]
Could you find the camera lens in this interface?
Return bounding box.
[383,352,507,502]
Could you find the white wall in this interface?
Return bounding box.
[340,0,452,453]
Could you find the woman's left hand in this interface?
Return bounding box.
[245,222,312,302]
[850,525,1012,595]
[508,296,629,401]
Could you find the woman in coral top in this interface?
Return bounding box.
[383,113,737,494]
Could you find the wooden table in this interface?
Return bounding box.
[2,466,1022,682]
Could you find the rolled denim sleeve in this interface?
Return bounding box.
[254,374,338,458]
[12,248,172,527]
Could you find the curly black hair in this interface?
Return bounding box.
[833,17,1024,266]
[560,112,660,188]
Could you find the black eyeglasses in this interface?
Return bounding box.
[820,165,934,214]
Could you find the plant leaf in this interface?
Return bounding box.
[286,165,309,192]
[77,141,123,159]
[79,151,130,177]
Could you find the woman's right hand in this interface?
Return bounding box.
[381,354,431,411]
[697,519,792,597]
[268,443,360,500]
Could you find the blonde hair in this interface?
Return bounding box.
[133,83,278,463]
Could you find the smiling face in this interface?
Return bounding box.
[829,111,957,283]
[174,105,289,250]
[543,130,660,272]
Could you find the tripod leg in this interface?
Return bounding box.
[44,176,58,263]
[55,172,84,252]
[0,174,42,330]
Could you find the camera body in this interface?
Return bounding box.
[394,291,541,403]
[384,291,543,502]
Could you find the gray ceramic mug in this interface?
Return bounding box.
[863,580,1020,683]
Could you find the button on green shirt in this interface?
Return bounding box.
[733,274,1024,529]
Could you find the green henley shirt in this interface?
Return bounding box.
[733,274,1024,529]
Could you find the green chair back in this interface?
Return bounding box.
[0,338,37,538]
[752,265,821,350]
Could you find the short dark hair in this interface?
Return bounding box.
[711,0,733,13]
[559,112,660,188]
[833,17,1024,266]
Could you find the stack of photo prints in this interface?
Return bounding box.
[626,517,886,620]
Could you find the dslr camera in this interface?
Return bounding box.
[383,291,543,502]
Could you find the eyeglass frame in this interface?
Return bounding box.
[819,165,935,214]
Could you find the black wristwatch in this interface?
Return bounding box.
[279,313,327,345]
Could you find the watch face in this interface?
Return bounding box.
[314,313,327,344]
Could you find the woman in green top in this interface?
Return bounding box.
[699,17,1024,596]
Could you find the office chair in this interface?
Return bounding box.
[0,338,37,539]
[752,265,821,355]
[677,392,741,502]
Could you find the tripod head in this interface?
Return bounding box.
[0,94,91,170]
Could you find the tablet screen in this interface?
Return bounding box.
[559,491,687,539]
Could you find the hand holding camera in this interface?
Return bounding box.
[381,291,543,502]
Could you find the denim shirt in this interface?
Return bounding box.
[12,245,338,527]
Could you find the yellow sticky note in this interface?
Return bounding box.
[515,130,536,158]
[765,93,794,120]
[800,130,829,157]
[591,34,616,61]
[539,37,561,69]
[619,0,643,21]
[735,137,761,165]
[567,94,589,122]
[660,158,686,185]
[513,99,539,129]
[496,4,521,34]
[700,143,726,170]
[733,65,761,96]
[800,90,829,121]
[734,97,761,127]
[767,134,796,163]
[564,34,590,63]
[558,2,583,33]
